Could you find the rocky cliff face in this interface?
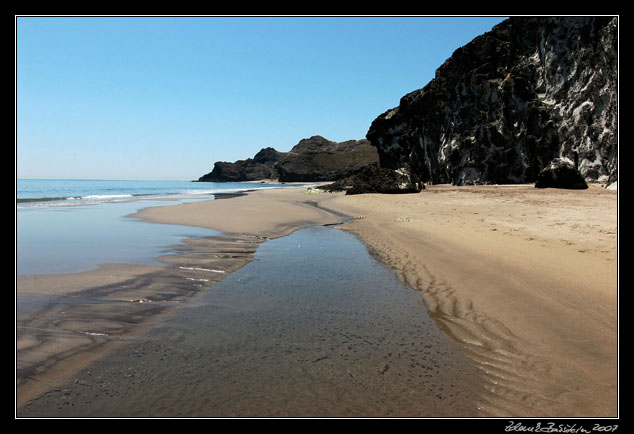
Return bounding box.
[367,16,618,187]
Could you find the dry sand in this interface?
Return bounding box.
[320,184,618,417]
[16,183,618,417]
[136,184,618,416]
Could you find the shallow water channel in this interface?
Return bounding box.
[17,226,482,417]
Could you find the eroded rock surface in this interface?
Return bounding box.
[366,17,618,187]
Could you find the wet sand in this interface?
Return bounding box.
[17,226,482,417]
[16,233,266,409]
[16,184,618,418]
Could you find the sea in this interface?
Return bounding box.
[16,178,291,208]
[16,179,304,276]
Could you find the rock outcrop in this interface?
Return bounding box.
[322,163,424,195]
[197,147,287,182]
[366,16,618,188]
[198,136,378,183]
[276,136,379,182]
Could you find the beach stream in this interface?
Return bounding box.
[17,225,482,417]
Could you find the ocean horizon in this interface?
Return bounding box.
[16,179,307,276]
[16,178,299,209]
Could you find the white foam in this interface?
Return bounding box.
[182,189,224,195]
[78,331,108,336]
[179,266,226,273]
[82,194,133,199]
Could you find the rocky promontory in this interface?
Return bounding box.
[276,136,379,182]
[197,147,287,182]
[197,136,378,183]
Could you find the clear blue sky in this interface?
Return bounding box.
[16,15,507,180]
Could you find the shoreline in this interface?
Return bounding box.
[16,184,618,417]
[16,186,350,411]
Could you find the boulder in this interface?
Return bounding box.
[322,163,424,195]
[535,158,588,189]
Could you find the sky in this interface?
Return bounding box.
[16,15,508,180]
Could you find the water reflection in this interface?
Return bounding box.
[18,226,482,417]
[16,199,217,276]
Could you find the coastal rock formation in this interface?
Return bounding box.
[198,147,287,182]
[276,136,379,182]
[198,136,379,183]
[322,163,424,195]
[366,16,618,188]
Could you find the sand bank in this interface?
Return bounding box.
[129,186,345,238]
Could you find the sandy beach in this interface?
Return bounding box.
[133,184,618,417]
[321,184,618,417]
[16,184,618,417]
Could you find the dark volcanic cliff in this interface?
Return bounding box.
[366,16,618,188]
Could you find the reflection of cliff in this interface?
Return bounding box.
[197,136,378,183]
[366,17,617,188]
